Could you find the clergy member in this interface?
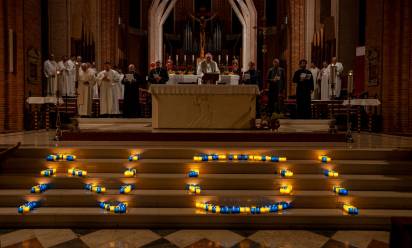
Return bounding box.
[327,57,344,98]
[293,59,314,119]
[44,54,58,96]
[57,56,68,96]
[96,62,121,116]
[77,63,95,117]
[309,62,320,100]
[319,61,330,100]
[122,64,144,118]
[148,60,169,84]
[197,53,220,76]
[267,58,285,114]
[67,56,76,96]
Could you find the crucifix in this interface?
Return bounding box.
[190,12,216,58]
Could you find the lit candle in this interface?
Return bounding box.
[348,70,354,94]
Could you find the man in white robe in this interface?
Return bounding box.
[90,62,99,99]
[67,57,76,96]
[327,57,344,98]
[43,54,58,96]
[57,56,73,96]
[96,62,121,116]
[77,63,95,116]
[309,62,320,100]
[319,61,330,100]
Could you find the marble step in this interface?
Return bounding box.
[9,148,412,160]
[1,207,412,229]
[3,158,412,175]
[1,189,412,209]
[0,174,411,191]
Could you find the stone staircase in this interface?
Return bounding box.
[0,147,412,229]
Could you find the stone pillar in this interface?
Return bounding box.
[286,0,306,96]
[305,0,316,62]
[330,0,339,58]
[48,0,70,58]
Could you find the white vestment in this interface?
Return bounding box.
[77,68,95,116]
[44,60,58,96]
[97,69,121,115]
[309,67,320,99]
[319,68,330,100]
[67,59,76,96]
[57,61,70,96]
[327,62,344,98]
[90,68,99,99]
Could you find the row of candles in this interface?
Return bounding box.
[18,152,357,215]
[172,54,235,65]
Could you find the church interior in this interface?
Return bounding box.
[0,0,412,247]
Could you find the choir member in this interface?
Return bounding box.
[122,64,144,118]
[43,54,58,96]
[77,63,95,117]
[293,59,314,119]
[267,58,285,114]
[148,60,169,84]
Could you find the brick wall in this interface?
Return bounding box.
[23,0,42,97]
[366,0,412,133]
[0,0,42,132]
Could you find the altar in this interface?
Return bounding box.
[150,84,259,129]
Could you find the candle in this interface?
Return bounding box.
[192,54,195,63]
[226,55,229,64]
[176,55,179,64]
[184,55,187,63]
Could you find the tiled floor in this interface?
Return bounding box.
[0,229,390,248]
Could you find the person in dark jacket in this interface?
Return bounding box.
[122,64,144,117]
[293,59,314,119]
[148,60,169,84]
[267,58,285,114]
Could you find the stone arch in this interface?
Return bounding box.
[148,0,257,71]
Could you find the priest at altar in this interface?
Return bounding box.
[197,53,220,76]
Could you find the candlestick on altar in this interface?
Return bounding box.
[218,55,221,65]
[176,54,179,66]
[184,55,187,64]
[226,55,229,66]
